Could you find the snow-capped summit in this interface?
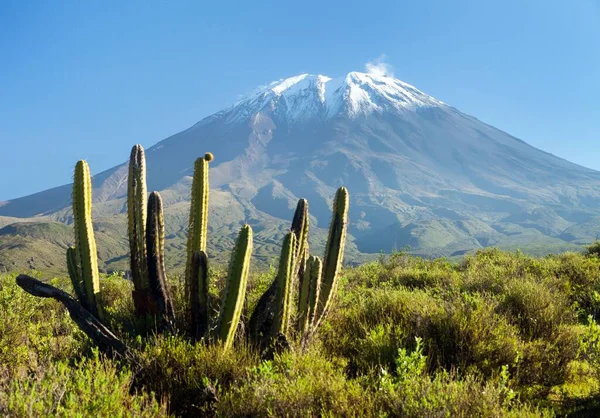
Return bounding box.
[228,72,445,123]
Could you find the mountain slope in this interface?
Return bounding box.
[1,71,599,271]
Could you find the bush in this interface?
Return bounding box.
[0,351,166,417]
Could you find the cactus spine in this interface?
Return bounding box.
[146,191,174,324]
[190,250,209,340]
[71,160,102,319]
[215,224,253,350]
[272,232,296,337]
[314,187,349,327]
[127,144,149,314]
[185,154,211,302]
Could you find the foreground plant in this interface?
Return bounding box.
[16,144,349,359]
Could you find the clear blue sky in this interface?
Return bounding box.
[1,0,598,200]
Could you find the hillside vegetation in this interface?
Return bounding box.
[2,247,600,416]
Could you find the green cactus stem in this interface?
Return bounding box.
[215,224,253,350]
[190,250,209,340]
[272,232,296,337]
[127,144,150,314]
[314,187,349,328]
[146,191,174,325]
[297,254,322,334]
[72,160,102,319]
[306,255,322,331]
[185,154,212,302]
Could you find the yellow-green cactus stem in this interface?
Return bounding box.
[185,154,211,302]
[72,160,102,319]
[314,187,349,327]
[215,224,253,350]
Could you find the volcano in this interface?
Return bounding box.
[2,71,600,271]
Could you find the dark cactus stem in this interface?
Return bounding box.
[146,191,175,326]
[127,144,150,315]
[66,246,84,303]
[190,250,209,341]
[272,232,296,337]
[291,198,309,280]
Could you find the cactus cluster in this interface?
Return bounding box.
[26,144,349,354]
[247,187,349,350]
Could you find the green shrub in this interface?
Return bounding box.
[136,336,258,416]
[215,347,372,417]
[0,351,166,417]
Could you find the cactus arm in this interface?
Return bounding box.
[146,191,175,325]
[72,160,102,319]
[190,250,209,340]
[215,224,253,350]
[127,145,149,298]
[66,246,84,303]
[272,232,296,337]
[297,253,312,334]
[291,199,309,277]
[307,255,323,330]
[314,187,349,327]
[185,154,212,301]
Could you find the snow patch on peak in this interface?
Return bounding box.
[271,74,311,95]
[230,71,445,123]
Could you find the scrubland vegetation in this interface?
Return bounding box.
[3,246,600,417]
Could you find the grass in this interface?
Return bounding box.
[2,247,600,416]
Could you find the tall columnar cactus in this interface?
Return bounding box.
[291,199,309,278]
[190,250,209,340]
[70,160,102,319]
[297,255,322,334]
[185,153,213,301]
[146,191,174,324]
[215,224,253,350]
[272,232,296,337]
[314,187,349,327]
[127,144,149,314]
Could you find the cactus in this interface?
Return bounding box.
[66,246,84,303]
[127,144,150,315]
[297,255,322,334]
[291,199,309,278]
[306,256,323,330]
[146,191,174,325]
[214,224,253,350]
[314,187,349,327]
[185,154,211,303]
[272,232,296,337]
[70,160,102,319]
[190,250,209,340]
